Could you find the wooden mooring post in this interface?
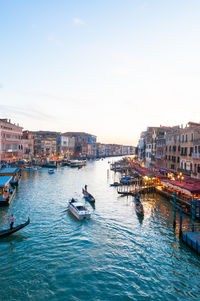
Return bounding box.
[191,198,196,232]
[179,208,183,238]
[173,191,177,228]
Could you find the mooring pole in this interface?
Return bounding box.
[173,191,177,228]
[179,208,183,238]
[198,200,200,218]
[191,198,196,232]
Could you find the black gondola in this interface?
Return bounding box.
[0,217,30,238]
[134,197,144,216]
[82,188,95,203]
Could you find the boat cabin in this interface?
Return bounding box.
[0,176,15,206]
[0,167,21,187]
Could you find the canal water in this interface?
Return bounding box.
[0,157,199,301]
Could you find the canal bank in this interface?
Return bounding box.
[0,157,199,300]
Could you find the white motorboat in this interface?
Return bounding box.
[48,169,55,174]
[68,198,91,220]
[69,160,86,167]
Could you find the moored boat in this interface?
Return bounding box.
[134,197,144,216]
[68,199,91,220]
[0,217,30,238]
[69,160,86,168]
[82,188,95,203]
[48,169,55,174]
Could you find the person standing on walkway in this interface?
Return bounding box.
[10,214,15,230]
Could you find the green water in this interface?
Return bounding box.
[0,157,199,300]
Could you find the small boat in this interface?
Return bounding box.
[69,160,86,168]
[48,169,55,174]
[134,197,144,216]
[68,199,91,220]
[82,188,95,203]
[0,217,30,238]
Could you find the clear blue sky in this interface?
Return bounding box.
[0,0,200,145]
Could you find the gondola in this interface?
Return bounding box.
[134,197,144,216]
[82,188,95,203]
[0,217,30,238]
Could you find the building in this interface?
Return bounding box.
[29,131,60,158]
[57,135,75,158]
[179,122,200,178]
[0,119,23,163]
[138,121,200,179]
[22,131,34,160]
[63,132,97,158]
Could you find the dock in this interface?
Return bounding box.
[182,231,200,254]
[117,185,156,196]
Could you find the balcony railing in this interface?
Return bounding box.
[192,153,200,159]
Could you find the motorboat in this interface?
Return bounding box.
[82,188,95,203]
[48,169,55,174]
[69,160,86,168]
[68,199,91,220]
[0,217,30,238]
[134,197,144,216]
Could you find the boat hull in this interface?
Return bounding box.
[0,217,30,238]
[82,189,95,203]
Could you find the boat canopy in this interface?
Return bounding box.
[0,167,20,175]
[0,176,12,187]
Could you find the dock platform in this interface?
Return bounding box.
[182,232,200,254]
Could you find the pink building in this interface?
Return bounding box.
[0,119,23,163]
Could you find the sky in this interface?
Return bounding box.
[0,0,200,145]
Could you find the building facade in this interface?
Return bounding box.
[0,119,23,163]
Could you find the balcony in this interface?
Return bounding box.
[192,153,200,159]
[6,138,20,141]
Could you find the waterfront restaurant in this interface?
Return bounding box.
[0,176,15,206]
[0,167,22,187]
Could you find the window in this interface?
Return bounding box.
[178,145,180,152]
[185,134,188,142]
[182,135,184,142]
[185,147,187,155]
[181,147,184,155]
[191,133,194,142]
[177,157,180,163]
[169,146,171,152]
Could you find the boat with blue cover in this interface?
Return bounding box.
[48,169,55,174]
